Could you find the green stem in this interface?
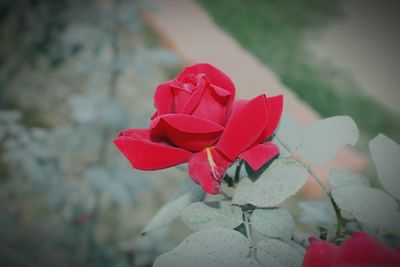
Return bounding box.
[274,135,345,239]
[243,211,253,242]
[234,160,243,184]
[243,211,255,259]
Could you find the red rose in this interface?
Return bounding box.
[113,63,283,194]
[303,232,400,267]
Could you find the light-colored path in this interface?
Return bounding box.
[308,0,400,113]
[143,0,366,196]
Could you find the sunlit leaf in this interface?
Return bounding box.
[298,116,359,165]
[142,182,206,235]
[328,169,370,189]
[153,227,303,267]
[274,113,303,158]
[252,208,295,240]
[153,228,249,267]
[233,159,308,208]
[332,185,400,231]
[181,201,242,231]
[256,239,303,267]
[369,134,400,200]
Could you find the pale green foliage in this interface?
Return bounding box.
[330,134,400,233]
[298,116,359,165]
[332,185,400,231]
[274,113,302,158]
[153,228,249,267]
[274,115,359,165]
[151,114,400,265]
[142,182,206,235]
[369,134,400,200]
[233,159,308,208]
[256,239,303,267]
[251,208,295,240]
[153,227,302,267]
[181,201,242,231]
[328,169,370,188]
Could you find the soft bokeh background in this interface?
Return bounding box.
[0,0,399,266]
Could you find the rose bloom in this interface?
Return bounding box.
[113,63,283,194]
[303,231,400,267]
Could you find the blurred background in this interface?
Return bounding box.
[0,0,399,266]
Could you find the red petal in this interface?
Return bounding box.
[303,238,341,267]
[213,85,231,97]
[150,114,224,152]
[190,84,230,125]
[216,95,268,161]
[114,129,192,170]
[177,63,235,99]
[181,84,205,114]
[154,81,174,115]
[239,142,279,171]
[259,95,283,141]
[172,87,192,113]
[188,148,232,194]
[226,99,248,120]
[336,232,400,266]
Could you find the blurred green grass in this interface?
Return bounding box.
[198,0,400,148]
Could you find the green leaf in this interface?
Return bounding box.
[274,113,303,158]
[153,228,249,267]
[232,159,309,208]
[369,134,400,201]
[256,239,303,267]
[181,201,242,231]
[328,169,370,189]
[298,116,359,165]
[252,208,295,240]
[141,181,205,235]
[153,227,303,267]
[332,185,400,231]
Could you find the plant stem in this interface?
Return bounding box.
[294,156,344,238]
[243,211,254,258]
[243,212,253,243]
[274,135,345,239]
[234,160,243,184]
